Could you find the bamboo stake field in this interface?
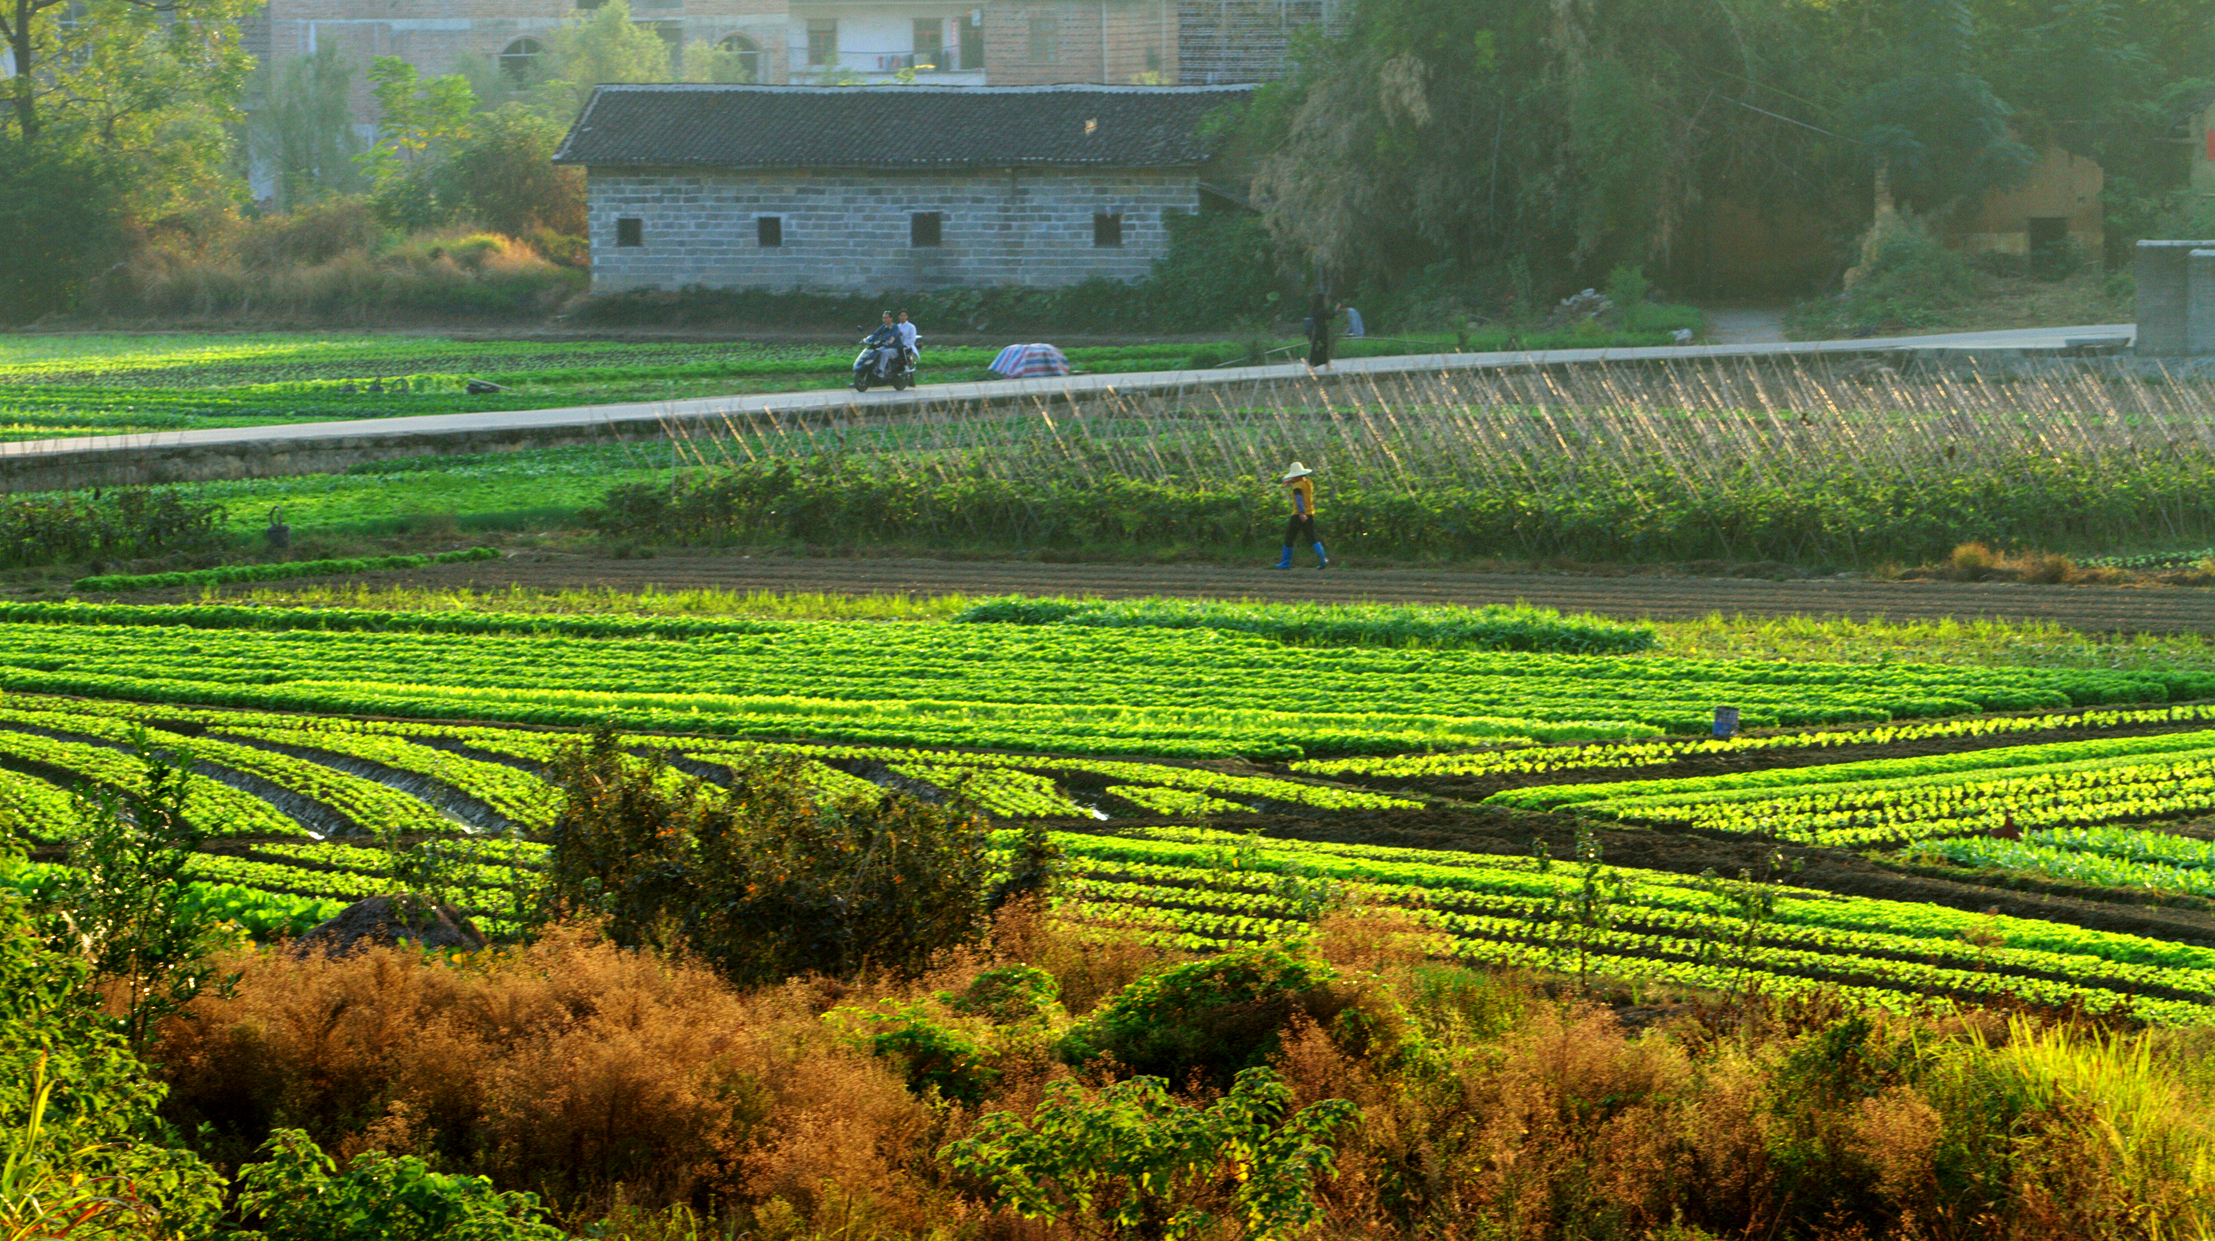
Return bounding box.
[641,359,2215,565]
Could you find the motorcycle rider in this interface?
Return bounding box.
[862,311,901,379]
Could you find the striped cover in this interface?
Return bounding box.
[989,343,1071,378]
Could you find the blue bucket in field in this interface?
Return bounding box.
[1712,706,1740,739]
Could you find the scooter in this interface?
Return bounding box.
[851,341,916,392]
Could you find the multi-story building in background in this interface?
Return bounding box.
[241,0,1344,124]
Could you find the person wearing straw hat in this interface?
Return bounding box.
[1272,462,1328,570]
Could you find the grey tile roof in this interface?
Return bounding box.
[552,83,1254,170]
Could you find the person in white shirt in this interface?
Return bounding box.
[1337,301,1365,338]
[896,309,921,366]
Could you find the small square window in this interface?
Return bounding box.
[615,217,643,248]
[1026,12,1058,63]
[1093,212,1123,247]
[757,216,783,247]
[910,211,943,248]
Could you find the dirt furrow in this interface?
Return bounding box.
[239,553,2215,634]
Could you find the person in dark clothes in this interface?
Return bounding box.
[1305,293,1332,372]
[1272,461,1328,569]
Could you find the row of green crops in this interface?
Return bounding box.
[0,692,1416,850]
[1917,833,2215,899]
[948,596,1656,654]
[1297,704,2215,782]
[1489,730,2215,848]
[0,604,2204,758]
[76,546,503,592]
[1040,827,2215,1024]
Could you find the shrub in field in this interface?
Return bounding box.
[234,1128,566,1241]
[154,924,938,1221]
[989,894,1173,1018]
[941,1067,1356,1241]
[828,962,1069,1106]
[0,489,227,571]
[44,736,231,1053]
[96,212,583,322]
[543,729,994,985]
[1790,222,1990,338]
[1060,945,1367,1087]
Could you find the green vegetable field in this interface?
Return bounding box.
[0,601,2201,758]
[6,590,2215,1023]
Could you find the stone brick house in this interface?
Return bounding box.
[551,82,1251,293]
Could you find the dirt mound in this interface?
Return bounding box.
[292,894,487,958]
[198,551,2215,634]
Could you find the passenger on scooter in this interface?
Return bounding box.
[895,309,920,370]
[863,312,901,378]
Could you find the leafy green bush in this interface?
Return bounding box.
[950,964,1063,1024]
[43,737,230,1052]
[0,489,227,571]
[234,1129,566,1241]
[834,1003,1003,1105]
[0,142,134,324]
[544,729,994,985]
[1061,945,1350,1085]
[941,1066,1356,1241]
[1789,222,1989,337]
[0,881,225,1237]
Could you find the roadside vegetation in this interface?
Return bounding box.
[1787,225,2133,340]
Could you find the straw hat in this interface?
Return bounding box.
[1281,462,1314,481]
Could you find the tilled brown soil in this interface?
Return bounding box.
[223,551,2215,633]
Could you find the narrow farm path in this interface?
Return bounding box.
[260,552,2215,634]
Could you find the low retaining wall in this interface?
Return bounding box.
[0,336,2137,494]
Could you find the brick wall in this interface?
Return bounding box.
[584,165,1200,292]
[1178,0,1341,84]
[982,0,1174,85]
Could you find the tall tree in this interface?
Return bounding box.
[532,0,672,120]
[2,0,255,155]
[254,46,366,211]
[1843,0,2033,215]
[1247,0,1862,290]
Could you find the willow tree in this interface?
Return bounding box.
[1247,0,1867,294]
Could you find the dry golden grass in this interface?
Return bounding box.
[147,911,2215,1240]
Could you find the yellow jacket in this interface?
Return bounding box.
[1287,476,1315,516]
